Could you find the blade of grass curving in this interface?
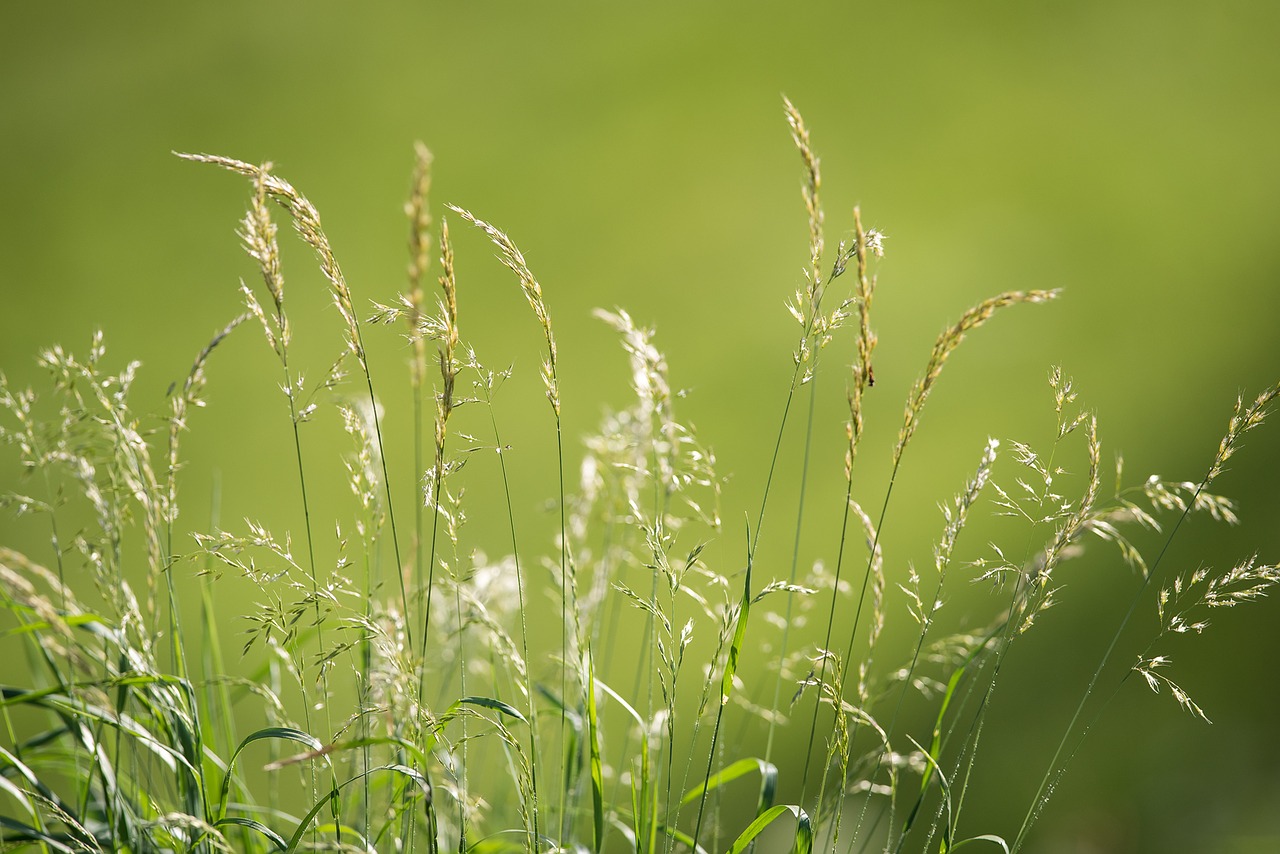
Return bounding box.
[585,650,604,852]
[725,804,812,854]
[951,835,1011,854]
[905,734,953,849]
[217,727,323,821]
[1,611,111,637]
[315,823,374,850]
[451,696,529,724]
[284,764,432,853]
[7,687,199,783]
[212,817,288,851]
[0,746,43,835]
[263,735,430,772]
[678,757,778,811]
[0,817,78,854]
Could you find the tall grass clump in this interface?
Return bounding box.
[2,99,1277,853]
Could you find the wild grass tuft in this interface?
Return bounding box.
[1,100,1276,854]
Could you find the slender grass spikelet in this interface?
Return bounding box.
[783,95,823,297]
[1206,380,1280,485]
[434,216,460,465]
[406,142,435,390]
[448,205,560,415]
[895,289,1059,465]
[845,206,881,481]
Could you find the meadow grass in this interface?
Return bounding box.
[1,99,1277,853]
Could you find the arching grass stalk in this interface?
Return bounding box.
[448,205,569,844]
[589,308,673,847]
[402,142,433,845]
[405,142,434,612]
[214,163,331,837]
[416,217,458,710]
[761,93,828,777]
[179,153,411,656]
[1011,380,1280,852]
[826,289,1057,849]
[429,220,465,849]
[692,96,856,852]
[183,152,426,845]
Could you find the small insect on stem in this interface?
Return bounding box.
[867,364,875,387]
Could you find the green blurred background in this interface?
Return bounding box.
[3,2,1279,851]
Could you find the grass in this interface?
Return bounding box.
[1,98,1277,853]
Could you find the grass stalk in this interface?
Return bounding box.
[1011,381,1280,851]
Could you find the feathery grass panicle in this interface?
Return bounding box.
[0,549,79,649]
[781,97,861,380]
[1135,555,1280,722]
[849,500,886,707]
[1206,380,1280,484]
[434,216,460,462]
[243,170,286,316]
[845,206,882,480]
[1130,656,1211,722]
[339,400,385,528]
[783,95,823,295]
[448,205,560,415]
[593,308,681,498]
[177,153,364,365]
[895,289,1059,465]
[933,439,999,607]
[1018,414,1100,633]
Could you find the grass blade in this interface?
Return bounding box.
[724,804,812,854]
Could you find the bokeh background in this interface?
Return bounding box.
[3,2,1279,851]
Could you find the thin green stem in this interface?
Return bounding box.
[823,459,900,845]
[1011,494,1197,852]
[764,371,819,767]
[554,419,572,844]
[481,377,541,850]
[691,379,799,851]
